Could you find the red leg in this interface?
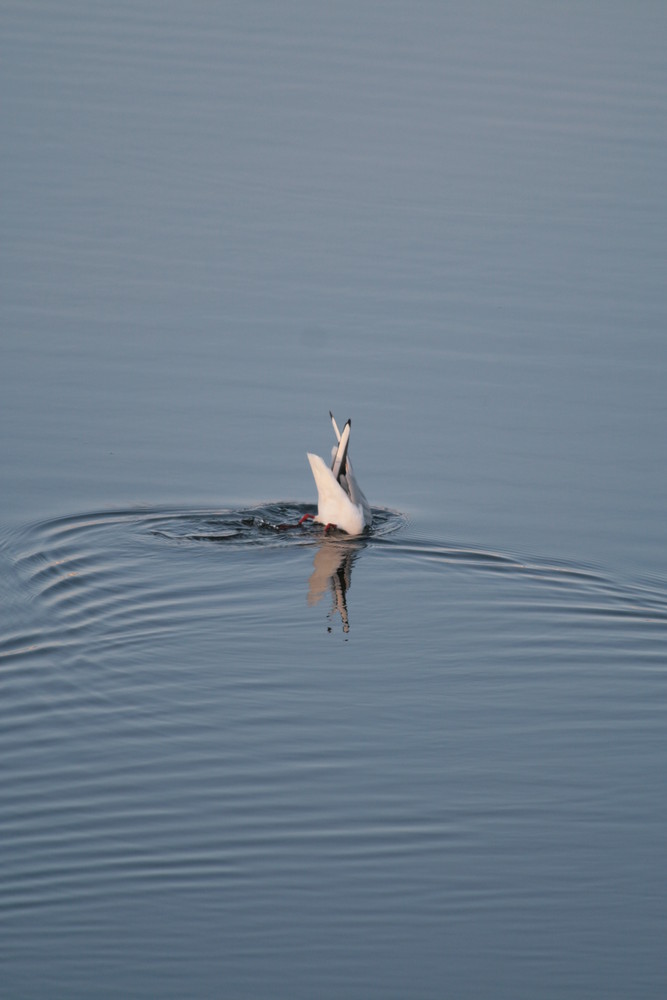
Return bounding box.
[299,513,315,525]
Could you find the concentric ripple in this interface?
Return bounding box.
[0,504,407,667]
[3,502,665,678]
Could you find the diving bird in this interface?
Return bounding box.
[303,412,372,536]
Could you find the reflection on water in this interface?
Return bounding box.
[307,537,365,633]
[149,504,401,634]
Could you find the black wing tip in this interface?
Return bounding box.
[329,411,351,426]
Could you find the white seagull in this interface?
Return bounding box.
[303,412,372,536]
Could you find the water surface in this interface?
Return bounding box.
[2,2,667,998]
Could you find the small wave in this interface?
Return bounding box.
[371,537,667,625]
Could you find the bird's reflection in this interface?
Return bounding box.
[307,536,366,633]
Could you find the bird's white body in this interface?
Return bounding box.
[306,414,371,536]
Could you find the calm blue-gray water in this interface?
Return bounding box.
[2,3,666,997]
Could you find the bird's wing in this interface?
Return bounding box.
[344,459,371,525]
[330,419,351,482]
[329,411,342,443]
